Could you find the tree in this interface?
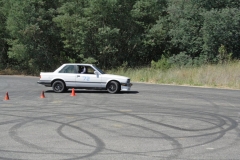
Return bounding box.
[191,0,240,10]
[202,8,240,62]
[6,0,64,74]
[54,0,168,68]
[0,0,9,69]
[1,0,240,73]
[129,0,168,66]
[167,0,204,57]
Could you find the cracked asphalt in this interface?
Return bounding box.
[0,75,240,160]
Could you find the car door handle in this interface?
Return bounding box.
[77,75,80,77]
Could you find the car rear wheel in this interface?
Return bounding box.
[107,81,120,94]
[52,80,66,93]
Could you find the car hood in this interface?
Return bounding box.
[102,74,129,80]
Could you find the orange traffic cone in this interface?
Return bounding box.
[4,92,9,100]
[40,91,45,98]
[71,88,76,96]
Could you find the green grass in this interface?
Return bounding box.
[108,61,240,90]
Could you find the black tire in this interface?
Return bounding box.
[52,80,66,93]
[64,88,69,92]
[107,81,120,94]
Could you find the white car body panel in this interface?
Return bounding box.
[37,63,132,93]
[75,73,102,88]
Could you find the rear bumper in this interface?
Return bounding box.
[37,80,51,87]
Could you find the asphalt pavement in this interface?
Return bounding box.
[0,75,240,160]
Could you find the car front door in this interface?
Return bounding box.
[75,66,102,88]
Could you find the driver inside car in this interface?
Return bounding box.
[79,66,86,74]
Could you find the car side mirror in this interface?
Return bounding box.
[94,71,98,75]
[94,71,99,78]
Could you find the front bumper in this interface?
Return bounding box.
[37,80,51,87]
[121,83,132,91]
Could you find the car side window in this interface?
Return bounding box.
[86,67,95,74]
[59,65,76,73]
[78,66,86,74]
[77,66,95,74]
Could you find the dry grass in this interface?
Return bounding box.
[2,61,240,89]
[109,61,240,90]
[0,69,21,75]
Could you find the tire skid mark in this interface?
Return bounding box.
[172,92,240,138]
[122,110,227,132]
[162,109,233,133]
[102,108,218,132]
[96,116,183,159]
[88,104,238,155]
[186,110,239,156]
[2,100,240,160]
[34,99,183,159]
[64,99,238,158]
[55,121,105,160]
[56,119,106,159]
[191,128,240,157]
[126,108,237,140]
[7,113,106,160]
[0,119,25,125]
[55,111,183,159]
[8,116,59,153]
[1,77,240,159]
[82,105,184,159]
[57,121,101,148]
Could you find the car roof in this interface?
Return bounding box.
[63,63,93,66]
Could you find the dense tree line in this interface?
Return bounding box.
[0,0,239,74]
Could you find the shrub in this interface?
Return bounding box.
[168,52,193,67]
[151,55,171,71]
[217,44,232,64]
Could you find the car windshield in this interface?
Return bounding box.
[92,65,105,74]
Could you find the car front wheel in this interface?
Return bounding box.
[107,81,120,94]
[52,80,66,93]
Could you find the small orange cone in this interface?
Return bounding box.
[71,88,76,96]
[40,91,45,98]
[4,92,9,100]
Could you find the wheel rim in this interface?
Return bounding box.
[108,83,116,92]
[54,83,63,92]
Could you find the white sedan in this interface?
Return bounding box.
[37,63,132,93]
